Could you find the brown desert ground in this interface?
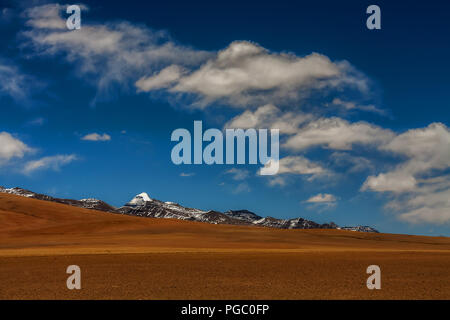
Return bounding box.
[0,192,449,299]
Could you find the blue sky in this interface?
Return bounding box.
[0,0,449,236]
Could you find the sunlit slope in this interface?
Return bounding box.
[1,193,450,299]
[1,192,450,256]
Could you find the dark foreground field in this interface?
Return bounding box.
[0,193,449,299]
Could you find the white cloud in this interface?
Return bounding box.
[225,168,249,181]
[227,107,388,187]
[23,154,77,174]
[21,5,369,111]
[22,6,370,109]
[138,41,368,107]
[0,131,78,175]
[331,98,386,115]
[362,123,450,224]
[362,171,417,193]
[305,193,338,212]
[22,4,210,104]
[136,65,186,91]
[362,123,450,193]
[306,193,337,203]
[283,117,394,151]
[260,156,328,186]
[388,176,450,224]
[267,176,289,187]
[382,122,450,174]
[228,107,447,224]
[225,104,312,134]
[0,132,33,163]
[276,156,326,175]
[81,133,111,141]
[0,60,38,103]
[24,3,70,30]
[226,106,391,153]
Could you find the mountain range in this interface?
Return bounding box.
[0,186,378,232]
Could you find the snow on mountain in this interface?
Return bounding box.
[0,186,116,212]
[119,194,210,221]
[222,212,338,230]
[338,226,379,233]
[0,187,379,232]
[0,187,37,198]
[78,198,114,210]
[119,194,257,225]
[125,192,152,206]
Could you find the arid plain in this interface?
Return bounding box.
[0,192,449,299]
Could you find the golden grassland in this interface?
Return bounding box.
[0,193,449,299]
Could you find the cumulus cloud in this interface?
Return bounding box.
[226,104,312,134]
[305,193,338,212]
[362,123,450,224]
[237,107,449,223]
[387,176,450,224]
[260,156,328,186]
[0,132,33,163]
[283,117,394,151]
[137,41,369,107]
[23,154,77,174]
[306,193,337,203]
[276,156,326,176]
[226,107,392,153]
[136,65,186,91]
[81,133,111,141]
[363,123,450,193]
[362,171,417,193]
[24,3,71,30]
[226,107,387,184]
[21,4,369,108]
[22,4,210,104]
[21,4,369,110]
[226,106,390,186]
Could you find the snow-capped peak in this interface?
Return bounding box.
[126,192,152,206]
[136,192,152,201]
[0,187,35,198]
[80,198,100,202]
